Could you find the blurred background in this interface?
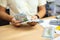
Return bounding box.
[46,0,60,17]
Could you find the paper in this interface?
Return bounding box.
[39,19,57,28]
[53,36,60,40]
[42,27,55,38]
[14,13,43,24]
[14,13,28,22]
[40,19,60,39]
[55,30,60,34]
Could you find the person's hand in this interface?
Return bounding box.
[27,22,38,26]
[27,15,38,26]
[31,16,38,20]
[10,18,21,27]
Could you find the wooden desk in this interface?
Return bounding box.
[0,16,60,40]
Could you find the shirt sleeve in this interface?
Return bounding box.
[0,0,7,8]
[38,0,46,6]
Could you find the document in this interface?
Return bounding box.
[53,36,60,40]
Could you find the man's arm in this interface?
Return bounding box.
[37,5,46,18]
[0,6,13,22]
[0,6,21,26]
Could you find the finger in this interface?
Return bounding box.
[13,23,21,27]
[13,21,21,24]
[11,21,21,26]
[27,22,37,26]
[31,16,38,20]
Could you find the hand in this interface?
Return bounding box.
[27,22,38,26]
[10,18,21,27]
[31,16,38,20]
[27,16,38,26]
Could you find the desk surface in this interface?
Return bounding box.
[0,16,60,40]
